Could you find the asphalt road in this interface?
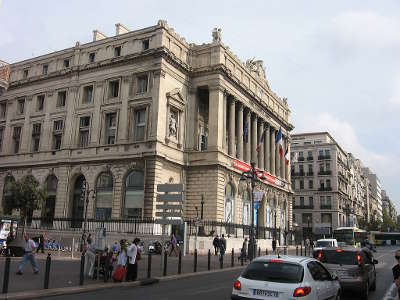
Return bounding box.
[45,246,398,300]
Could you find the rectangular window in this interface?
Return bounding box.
[309,197,313,207]
[23,69,29,79]
[302,213,312,224]
[89,52,96,63]
[0,127,4,151]
[320,180,325,189]
[105,113,117,145]
[142,39,149,50]
[114,46,121,57]
[13,126,21,153]
[326,179,331,188]
[326,196,332,206]
[319,163,324,172]
[320,196,325,206]
[37,95,45,111]
[79,116,90,148]
[83,85,94,103]
[137,75,148,94]
[42,64,48,75]
[308,164,312,173]
[108,80,119,98]
[321,213,332,224]
[299,165,304,174]
[291,180,295,190]
[200,126,208,151]
[0,103,6,118]
[299,180,304,190]
[298,151,303,158]
[134,109,146,141]
[300,197,304,206]
[32,123,41,152]
[326,163,331,171]
[53,120,64,150]
[57,91,67,107]
[17,98,25,114]
[325,149,330,156]
[63,59,70,68]
[308,180,313,189]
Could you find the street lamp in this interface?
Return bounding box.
[239,161,266,261]
[80,182,96,251]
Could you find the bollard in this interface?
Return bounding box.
[296,245,299,256]
[258,247,261,257]
[231,248,234,267]
[79,253,85,286]
[2,256,10,294]
[266,248,268,255]
[44,253,52,289]
[147,252,152,278]
[220,254,224,269]
[284,247,287,255]
[178,250,182,274]
[194,249,198,272]
[207,249,211,271]
[163,250,167,276]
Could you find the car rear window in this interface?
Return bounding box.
[242,261,304,283]
[316,241,332,247]
[320,250,358,265]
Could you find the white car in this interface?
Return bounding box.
[231,255,341,300]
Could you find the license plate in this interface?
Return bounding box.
[253,289,279,297]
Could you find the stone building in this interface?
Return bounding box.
[0,21,293,237]
[362,168,383,222]
[290,132,367,238]
[382,190,397,224]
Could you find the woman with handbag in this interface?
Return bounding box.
[113,240,127,282]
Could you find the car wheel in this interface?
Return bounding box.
[336,290,341,300]
[361,281,369,299]
[371,276,376,291]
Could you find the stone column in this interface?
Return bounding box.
[208,86,224,151]
[276,130,280,178]
[258,119,264,169]
[118,75,132,143]
[228,97,235,156]
[244,109,251,163]
[286,138,290,181]
[270,127,276,175]
[222,92,227,153]
[251,113,258,166]
[281,136,285,179]
[237,103,243,160]
[64,86,79,148]
[264,122,270,172]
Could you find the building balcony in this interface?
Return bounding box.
[307,156,313,161]
[293,205,314,210]
[320,205,332,210]
[318,155,332,160]
[291,171,305,177]
[318,170,332,176]
[298,157,305,162]
[318,187,332,192]
[306,171,314,176]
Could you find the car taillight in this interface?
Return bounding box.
[336,249,344,253]
[317,251,322,261]
[357,253,362,265]
[268,259,283,263]
[293,287,312,297]
[233,280,241,290]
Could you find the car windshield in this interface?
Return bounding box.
[316,241,332,247]
[242,261,304,283]
[320,250,358,265]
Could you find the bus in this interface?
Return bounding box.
[333,227,368,247]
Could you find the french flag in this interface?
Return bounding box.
[275,127,284,158]
[285,147,289,165]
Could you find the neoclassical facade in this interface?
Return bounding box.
[0,21,293,234]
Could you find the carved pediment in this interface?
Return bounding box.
[166,88,185,108]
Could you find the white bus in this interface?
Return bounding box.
[333,227,368,247]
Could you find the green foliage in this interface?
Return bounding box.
[4,175,46,221]
[357,216,382,231]
[382,210,397,232]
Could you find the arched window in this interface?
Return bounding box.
[224,183,234,223]
[43,175,57,226]
[242,190,250,225]
[71,175,86,228]
[2,176,15,215]
[124,170,144,218]
[95,172,113,220]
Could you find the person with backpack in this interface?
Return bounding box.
[219,234,226,264]
[126,238,140,282]
[213,235,220,255]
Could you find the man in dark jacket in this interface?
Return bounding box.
[213,235,220,256]
[393,249,400,299]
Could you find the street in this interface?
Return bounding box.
[44,246,398,300]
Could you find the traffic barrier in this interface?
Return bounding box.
[207,249,211,271]
[147,253,152,278]
[178,250,182,274]
[163,251,167,276]
[79,253,85,286]
[2,256,10,294]
[44,253,51,289]
[194,249,198,273]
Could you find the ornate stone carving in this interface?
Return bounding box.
[212,28,222,43]
[168,109,178,139]
[245,58,266,79]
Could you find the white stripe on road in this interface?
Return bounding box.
[383,283,398,300]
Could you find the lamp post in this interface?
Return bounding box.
[307,216,311,241]
[81,182,95,251]
[240,162,265,261]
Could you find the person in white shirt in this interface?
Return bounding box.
[126,238,140,281]
[16,233,39,275]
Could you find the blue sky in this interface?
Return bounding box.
[1,0,399,209]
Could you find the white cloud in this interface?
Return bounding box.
[330,11,400,50]
[389,75,400,105]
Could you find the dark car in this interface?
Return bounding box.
[316,247,377,299]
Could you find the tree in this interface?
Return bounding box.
[382,210,396,232]
[4,175,46,230]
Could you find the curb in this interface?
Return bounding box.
[0,266,245,300]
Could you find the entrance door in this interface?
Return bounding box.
[71,175,86,228]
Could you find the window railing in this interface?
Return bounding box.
[298,157,304,161]
[293,205,314,209]
[307,156,313,161]
[318,155,332,160]
[306,171,314,176]
[318,170,332,176]
[320,205,332,209]
[318,187,332,191]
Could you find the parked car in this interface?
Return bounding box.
[231,255,341,300]
[316,247,377,299]
[313,239,338,258]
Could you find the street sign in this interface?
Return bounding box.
[157,184,184,193]
[157,193,183,202]
[156,183,184,226]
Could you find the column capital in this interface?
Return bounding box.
[237,102,244,111]
[209,84,225,93]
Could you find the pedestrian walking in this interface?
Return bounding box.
[272,239,277,253]
[36,233,45,254]
[16,233,39,275]
[84,238,96,278]
[239,238,248,262]
[169,233,179,256]
[219,234,226,263]
[213,235,220,255]
[126,238,140,282]
[87,233,92,245]
[112,241,119,254]
[393,249,400,299]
